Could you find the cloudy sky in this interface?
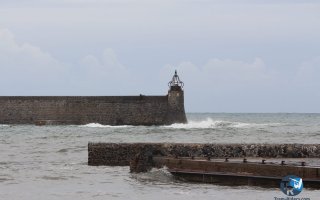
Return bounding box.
[0,0,320,112]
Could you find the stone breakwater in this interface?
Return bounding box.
[0,72,187,125]
[88,143,320,166]
[0,91,186,125]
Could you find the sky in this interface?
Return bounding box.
[0,0,320,112]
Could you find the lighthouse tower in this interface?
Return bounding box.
[166,70,187,124]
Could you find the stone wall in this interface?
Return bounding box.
[0,90,187,125]
[88,143,320,166]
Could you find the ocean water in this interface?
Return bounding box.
[0,113,319,200]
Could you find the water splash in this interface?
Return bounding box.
[164,118,284,129]
[81,123,131,128]
[80,119,285,129]
[130,167,174,184]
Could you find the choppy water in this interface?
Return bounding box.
[0,113,319,200]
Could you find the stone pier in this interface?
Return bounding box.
[88,143,320,167]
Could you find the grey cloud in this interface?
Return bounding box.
[0,29,69,93]
[0,29,133,95]
[161,58,275,89]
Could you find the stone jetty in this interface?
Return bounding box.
[0,71,187,125]
[88,143,320,187]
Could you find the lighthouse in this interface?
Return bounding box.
[167,70,187,124]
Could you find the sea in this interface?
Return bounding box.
[1,113,320,200]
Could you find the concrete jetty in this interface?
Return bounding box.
[88,142,320,187]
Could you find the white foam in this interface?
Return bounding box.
[131,166,173,183]
[81,120,284,129]
[164,118,284,129]
[230,122,251,128]
[81,123,130,128]
[0,124,9,127]
[233,122,284,128]
[164,118,233,129]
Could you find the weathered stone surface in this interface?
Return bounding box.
[129,146,154,173]
[0,88,187,125]
[88,143,320,166]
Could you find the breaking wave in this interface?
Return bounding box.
[80,119,285,129]
[81,123,131,128]
[131,167,174,184]
[164,118,284,129]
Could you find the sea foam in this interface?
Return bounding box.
[81,123,130,128]
[164,118,284,129]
